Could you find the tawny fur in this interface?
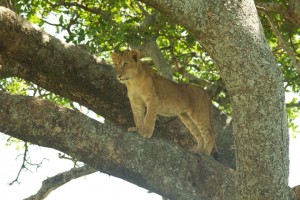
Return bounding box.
[111,49,215,155]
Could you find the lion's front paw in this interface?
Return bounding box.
[188,144,202,154]
[189,144,211,156]
[128,127,138,132]
[138,127,153,138]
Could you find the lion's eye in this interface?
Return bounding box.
[123,63,128,68]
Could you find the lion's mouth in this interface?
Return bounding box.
[118,77,130,82]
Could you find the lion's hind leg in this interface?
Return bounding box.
[189,111,215,156]
[179,113,206,154]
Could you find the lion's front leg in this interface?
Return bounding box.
[139,100,157,138]
[128,100,145,133]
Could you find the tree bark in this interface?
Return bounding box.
[0,91,235,200]
[139,0,291,199]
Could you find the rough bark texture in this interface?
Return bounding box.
[0,91,235,200]
[139,0,291,199]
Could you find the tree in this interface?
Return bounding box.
[0,0,299,199]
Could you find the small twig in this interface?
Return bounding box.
[256,2,300,27]
[58,153,74,161]
[256,2,284,13]
[47,0,103,15]
[9,142,48,185]
[260,9,300,75]
[58,153,79,167]
[135,1,149,16]
[286,102,300,108]
[9,142,29,185]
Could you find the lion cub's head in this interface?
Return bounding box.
[111,50,141,83]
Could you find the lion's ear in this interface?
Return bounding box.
[130,49,140,62]
[111,52,121,66]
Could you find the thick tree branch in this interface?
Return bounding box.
[24,165,97,200]
[0,54,24,79]
[0,6,131,128]
[0,91,235,199]
[0,0,14,9]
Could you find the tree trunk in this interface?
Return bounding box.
[139,0,291,199]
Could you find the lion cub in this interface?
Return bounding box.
[111,49,215,155]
